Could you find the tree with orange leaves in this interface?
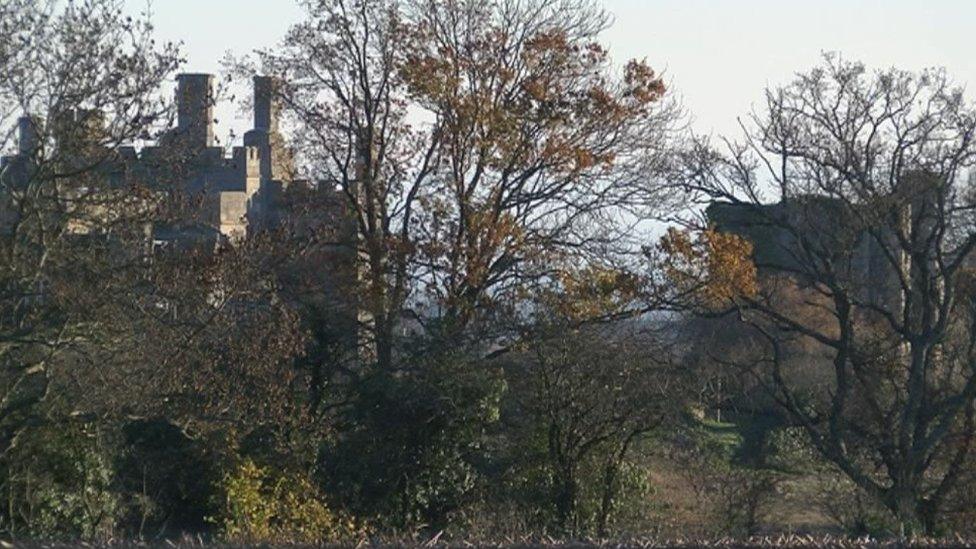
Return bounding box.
[660,226,758,309]
[246,0,678,370]
[236,0,679,529]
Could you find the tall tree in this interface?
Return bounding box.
[245,0,677,373]
[232,0,678,529]
[666,55,976,533]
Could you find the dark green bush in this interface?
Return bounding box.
[113,419,217,538]
[317,348,503,532]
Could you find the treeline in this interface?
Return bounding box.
[3,0,976,543]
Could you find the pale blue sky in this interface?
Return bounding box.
[128,0,976,141]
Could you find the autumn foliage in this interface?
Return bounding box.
[10,0,976,543]
[660,227,758,308]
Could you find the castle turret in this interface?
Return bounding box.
[176,73,215,149]
[17,116,39,155]
[244,76,293,185]
[253,76,280,133]
[232,145,262,196]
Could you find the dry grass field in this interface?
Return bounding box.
[3,536,976,549]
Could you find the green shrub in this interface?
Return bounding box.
[212,458,360,544]
[318,349,503,531]
[1,420,117,540]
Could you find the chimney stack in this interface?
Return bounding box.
[176,73,215,149]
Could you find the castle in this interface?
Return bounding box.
[706,173,968,312]
[0,71,366,362]
[1,73,296,246]
[707,196,897,308]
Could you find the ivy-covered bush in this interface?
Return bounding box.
[317,348,504,532]
[0,420,117,540]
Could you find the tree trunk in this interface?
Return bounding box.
[597,460,618,537]
[554,465,577,534]
[888,488,924,537]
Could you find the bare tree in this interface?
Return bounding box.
[667,55,976,533]
[504,320,680,535]
[61,237,309,436]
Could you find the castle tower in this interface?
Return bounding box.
[253,76,280,133]
[244,76,292,185]
[17,116,39,155]
[176,73,215,149]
